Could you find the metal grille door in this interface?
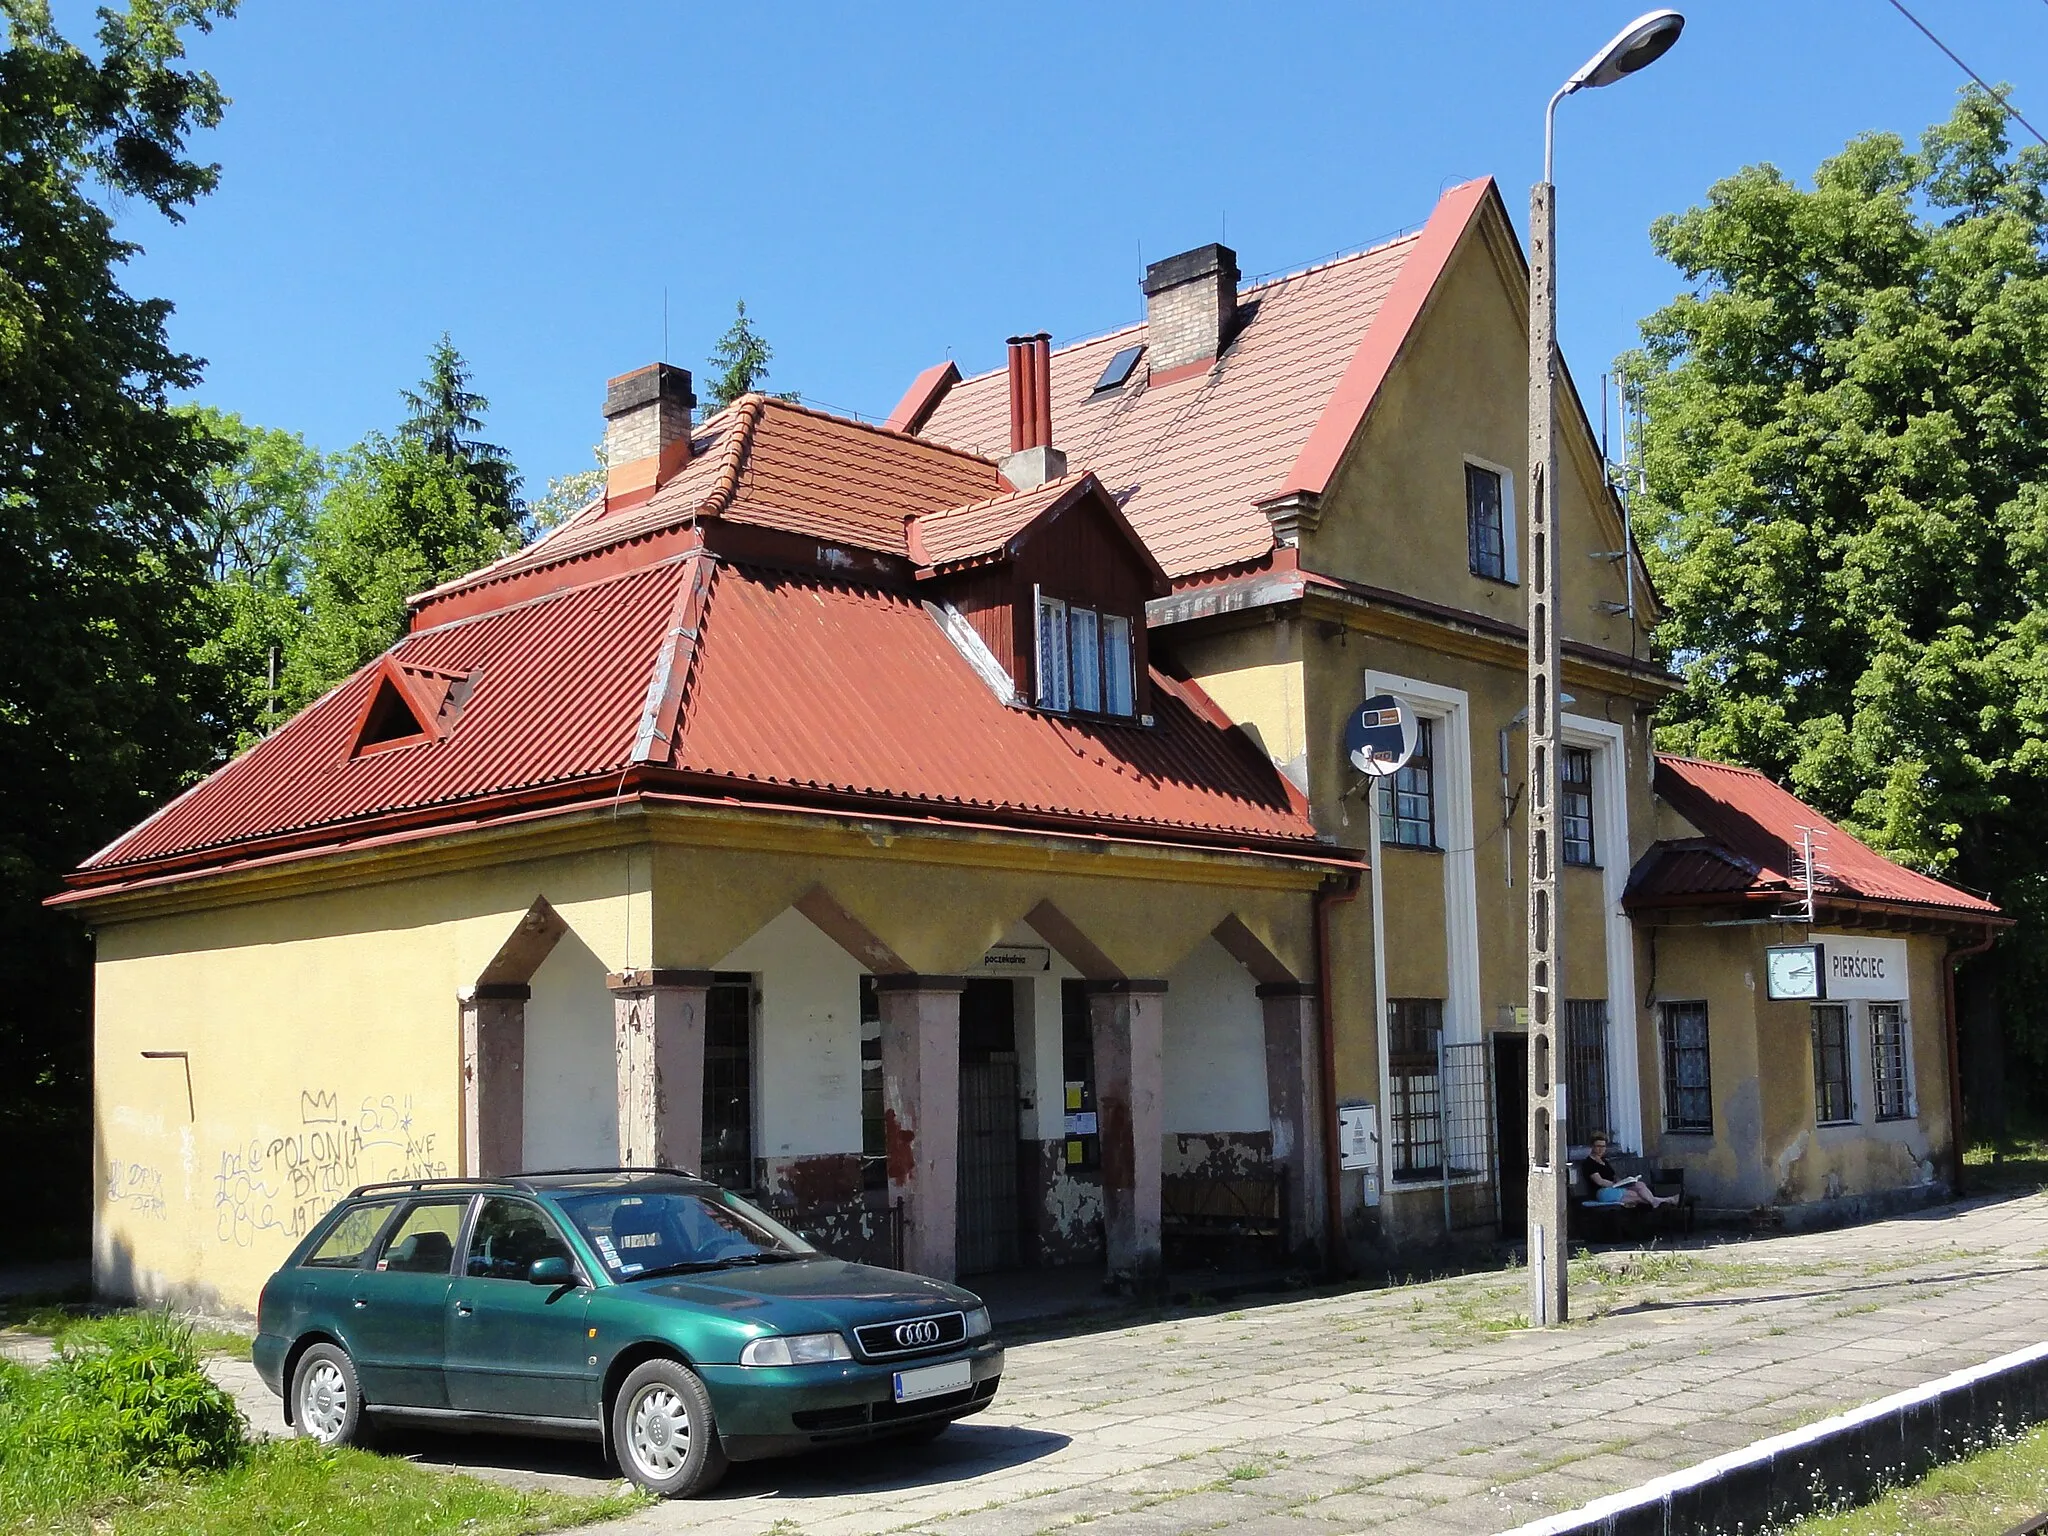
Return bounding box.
[957,1056,1020,1274]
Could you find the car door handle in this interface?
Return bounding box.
[454,1301,473,1316]
[352,1297,368,1309]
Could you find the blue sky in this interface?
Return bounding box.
[117,0,2047,494]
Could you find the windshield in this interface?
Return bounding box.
[553,1186,815,1280]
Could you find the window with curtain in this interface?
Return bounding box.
[1036,594,1069,711]
[1035,593,1136,718]
[1561,746,1596,866]
[1068,606,1101,713]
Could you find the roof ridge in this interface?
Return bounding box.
[408,547,707,636]
[912,471,1090,522]
[746,392,999,472]
[941,227,1429,391]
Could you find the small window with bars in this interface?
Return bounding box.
[1376,716,1437,849]
[1812,1003,1856,1124]
[1870,1003,1911,1122]
[1564,999,1610,1147]
[1659,1000,1713,1132]
[1387,998,1444,1179]
[700,974,755,1189]
[1467,463,1507,581]
[1561,746,1596,866]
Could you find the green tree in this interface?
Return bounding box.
[1626,88,2048,1124]
[178,407,323,745]
[0,0,239,1247]
[703,299,797,411]
[286,341,523,706]
[526,444,605,535]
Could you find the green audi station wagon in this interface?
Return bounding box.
[253,1170,1004,1496]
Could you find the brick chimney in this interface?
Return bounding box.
[1141,242,1240,378]
[998,332,1066,490]
[603,363,695,508]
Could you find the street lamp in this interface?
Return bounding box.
[1526,8,1683,1330]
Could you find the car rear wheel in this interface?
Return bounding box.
[611,1359,728,1498]
[291,1342,369,1448]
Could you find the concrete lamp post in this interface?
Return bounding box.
[1526,7,1683,1329]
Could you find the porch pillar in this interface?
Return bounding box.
[1088,980,1167,1284]
[876,976,965,1281]
[607,969,713,1172]
[461,984,528,1177]
[1258,982,1327,1261]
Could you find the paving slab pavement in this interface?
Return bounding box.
[9,1191,2048,1533]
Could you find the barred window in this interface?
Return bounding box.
[1870,1003,1911,1122]
[1659,1000,1713,1132]
[1562,746,1596,866]
[1467,463,1507,581]
[1564,999,1610,1147]
[701,974,755,1189]
[1812,1003,1855,1125]
[1376,717,1437,849]
[1387,998,1444,1179]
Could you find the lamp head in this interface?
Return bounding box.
[1567,9,1684,93]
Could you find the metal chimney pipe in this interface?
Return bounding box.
[1006,337,1029,454]
[1031,332,1053,451]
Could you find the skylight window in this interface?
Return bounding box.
[1092,344,1144,394]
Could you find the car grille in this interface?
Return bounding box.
[792,1378,998,1433]
[853,1309,967,1359]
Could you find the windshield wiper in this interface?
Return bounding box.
[712,1251,805,1266]
[620,1259,730,1281]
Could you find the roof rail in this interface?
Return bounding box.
[512,1165,705,1181]
[346,1175,532,1198]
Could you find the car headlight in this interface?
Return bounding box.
[963,1306,992,1339]
[740,1332,853,1367]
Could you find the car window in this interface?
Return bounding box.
[302,1201,396,1269]
[374,1199,468,1275]
[556,1187,812,1279]
[465,1197,572,1280]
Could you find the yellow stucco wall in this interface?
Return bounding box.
[86,807,1322,1313]
[1641,924,1954,1210]
[1302,210,1645,655]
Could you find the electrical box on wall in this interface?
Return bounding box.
[1337,1099,1381,1207]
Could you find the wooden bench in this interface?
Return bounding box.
[1161,1168,1289,1266]
[1566,1154,1694,1242]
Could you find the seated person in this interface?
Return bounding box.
[1581,1134,1677,1209]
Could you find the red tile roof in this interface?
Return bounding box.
[905,475,1089,571]
[413,397,1005,618]
[68,548,1330,890]
[910,180,1499,580]
[1626,756,2000,920]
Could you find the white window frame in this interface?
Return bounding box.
[1464,454,1519,585]
[1069,606,1102,713]
[1562,712,1641,1150]
[1869,1001,1915,1122]
[1101,614,1134,716]
[1034,588,1069,712]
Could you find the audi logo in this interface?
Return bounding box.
[894,1319,943,1348]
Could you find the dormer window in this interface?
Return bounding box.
[1035,590,1135,717]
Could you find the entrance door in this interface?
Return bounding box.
[1493,1033,1529,1239]
[957,980,1021,1274]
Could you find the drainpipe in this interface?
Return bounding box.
[1942,924,1997,1197]
[1314,872,1362,1275]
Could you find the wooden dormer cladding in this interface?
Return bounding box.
[920,484,1166,717]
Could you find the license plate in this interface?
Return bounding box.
[893,1359,972,1403]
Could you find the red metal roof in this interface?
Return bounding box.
[1627,756,2000,920]
[909,182,1499,580]
[72,543,1328,887]
[413,397,1005,619]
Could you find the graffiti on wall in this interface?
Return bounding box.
[105,1162,167,1220]
[211,1089,450,1247]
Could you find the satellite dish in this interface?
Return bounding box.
[1345,692,1418,778]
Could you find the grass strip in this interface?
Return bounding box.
[1771,1421,2048,1534]
[78,1437,645,1536]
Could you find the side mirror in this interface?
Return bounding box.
[528,1256,574,1287]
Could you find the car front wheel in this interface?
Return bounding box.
[291,1341,368,1448]
[611,1358,728,1498]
